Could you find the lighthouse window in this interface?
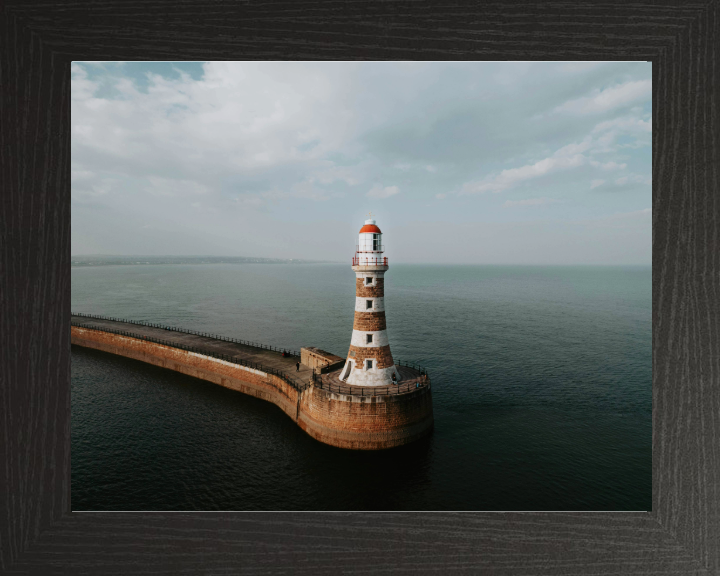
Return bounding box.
[366,334,373,344]
[366,359,373,370]
[373,234,379,250]
[365,277,372,285]
[366,300,373,309]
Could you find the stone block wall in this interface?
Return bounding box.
[352,311,387,331]
[72,326,434,450]
[347,344,394,369]
[355,278,385,298]
[301,347,344,372]
[298,385,434,450]
[71,327,299,421]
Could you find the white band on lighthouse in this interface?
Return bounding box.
[350,329,389,348]
[354,297,385,312]
[341,363,400,387]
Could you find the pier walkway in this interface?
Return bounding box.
[71,313,430,397]
[71,313,316,388]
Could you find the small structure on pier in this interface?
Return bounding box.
[300,347,344,373]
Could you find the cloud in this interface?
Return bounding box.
[72,175,119,200]
[460,154,585,195]
[145,177,210,197]
[71,63,99,101]
[558,62,607,73]
[503,197,558,208]
[393,163,436,173]
[553,138,593,157]
[587,207,651,229]
[593,116,651,134]
[554,79,651,114]
[72,62,368,187]
[589,174,650,191]
[71,170,95,181]
[367,185,400,199]
[310,164,362,186]
[455,104,648,197]
[236,195,265,208]
[70,61,651,262]
[590,160,627,170]
[591,114,652,151]
[233,178,334,210]
[614,174,651,186]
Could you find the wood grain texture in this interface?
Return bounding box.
[1,0,718,573]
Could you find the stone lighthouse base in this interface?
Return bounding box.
[298,366,434,450]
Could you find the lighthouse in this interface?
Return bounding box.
[339,215,401,386]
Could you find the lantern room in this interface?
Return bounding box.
[357,218,383,254]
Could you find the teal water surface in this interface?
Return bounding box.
[71,263,651,510]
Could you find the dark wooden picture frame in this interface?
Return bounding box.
[2,2,717,573]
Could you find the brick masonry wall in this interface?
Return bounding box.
[72,327,299,421]
[72,326,433,450]
[301,347,344,371]
[355,278,385,298]
[347,345,394,369]
[352,311,387,331]
[298,385,434,450]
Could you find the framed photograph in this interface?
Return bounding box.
[3,2,717,573]
[69,59,651,513]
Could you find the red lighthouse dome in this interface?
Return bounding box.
[359,223,382,234]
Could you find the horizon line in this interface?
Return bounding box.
[70,255,651,267]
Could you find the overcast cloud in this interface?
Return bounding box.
[72,61,651,264]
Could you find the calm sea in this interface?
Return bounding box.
[71,263,651,511]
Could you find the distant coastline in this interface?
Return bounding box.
[71,256,652,268]
[71,255,335,267]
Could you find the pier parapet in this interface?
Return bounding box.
[72,313,433,450]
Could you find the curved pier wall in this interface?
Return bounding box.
[71,327,299,421]
[71,326,434,450]
[298,386,434,450]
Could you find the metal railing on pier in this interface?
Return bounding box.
[394,359,429,376]
[71,312,301,358]
[71,320,308,392]
[71,312,432,398]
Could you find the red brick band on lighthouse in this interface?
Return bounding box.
[340,218,400,386]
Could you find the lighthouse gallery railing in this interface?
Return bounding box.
[311,360,430,397]
[313,375,430,397]
[352,256,388,266]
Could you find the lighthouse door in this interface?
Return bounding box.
[340,360,352,381]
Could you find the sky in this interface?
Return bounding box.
[71,61,651,265]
